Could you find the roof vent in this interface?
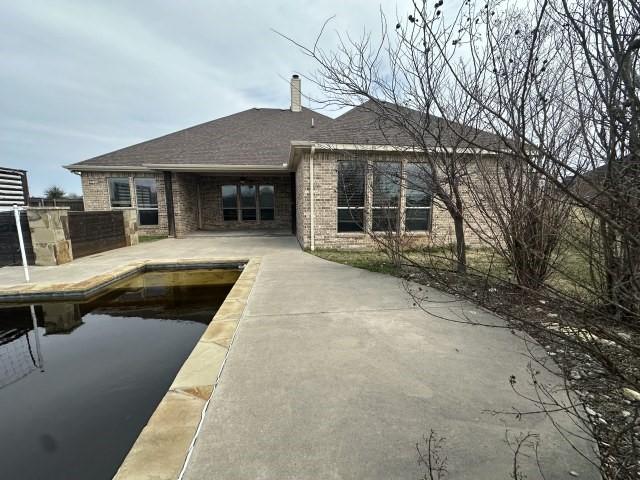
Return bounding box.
[290,74,302,112]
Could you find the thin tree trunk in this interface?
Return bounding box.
[453,214,466,274]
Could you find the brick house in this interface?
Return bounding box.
[65,75,498,250]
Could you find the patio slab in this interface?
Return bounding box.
[181,243,599,480]
[0,235,599,479]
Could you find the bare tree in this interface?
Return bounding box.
[283,0,640,476]
[276,16,495,273]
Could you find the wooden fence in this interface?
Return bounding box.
[29,197,84,211]
[0,211,35,267]
[68,211,126,259]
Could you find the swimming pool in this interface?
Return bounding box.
[0,268,239,480]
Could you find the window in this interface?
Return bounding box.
[222,185,238,221]
[372,162,401,231]
[259,185,275,221]
[109,177,131,208]
[240,185,257,221]
[221,184,275,222]
[135,178,159,225]
[405,163,433,231]
[337,160,366,232]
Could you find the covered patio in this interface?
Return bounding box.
[164,169,296,238]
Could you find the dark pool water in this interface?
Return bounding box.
[0,268,239,480]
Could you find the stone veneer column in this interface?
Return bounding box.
[26,207,73,266]
[122,208,139,246]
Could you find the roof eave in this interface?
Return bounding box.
[64,164,152,172]
[65,163,292,173]
[142,163,290,172]
[288,141,502,162]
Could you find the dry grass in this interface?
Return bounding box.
[312,246,591,298]
[138,235,167,243]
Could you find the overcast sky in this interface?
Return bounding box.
[1,0,401,196]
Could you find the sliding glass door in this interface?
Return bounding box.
[221,184,274,222]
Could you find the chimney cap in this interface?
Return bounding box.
[292,74,299,79]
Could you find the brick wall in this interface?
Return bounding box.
[294,150,490,250]
[171,173,199,237]
[199,175,291,231]
[78,155,494,248]
[80,171,169,236]
[295,159,309,246]
[80,171,295,238]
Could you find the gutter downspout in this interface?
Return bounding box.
[309,145,316,251]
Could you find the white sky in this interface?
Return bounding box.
[1,0,405,195]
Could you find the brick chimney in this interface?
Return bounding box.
[290,74,302,112]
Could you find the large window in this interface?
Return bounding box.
[221,184,274,222]
[337,160,366,232]
[109,177,131,208]
[372,162,401,231]
[135,178,159,226]
[240,185,257,221]
[405,163,432,231]
[259,185,275,221]
[222,185,238,221]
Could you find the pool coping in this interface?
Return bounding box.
[0,258,248,303]
[112,256,261,480]
[0,256,260,480]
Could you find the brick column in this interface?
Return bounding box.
[172,173,199,237]
[26,207,73,266]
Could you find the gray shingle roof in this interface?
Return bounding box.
[68,100,503,170]
[70,107,333,168]
[311,100,503,150]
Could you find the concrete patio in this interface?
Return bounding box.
[0,235,598,479]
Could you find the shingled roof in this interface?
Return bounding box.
[67,99,503,171]
[68,107,333,169]
[312,100,503,150]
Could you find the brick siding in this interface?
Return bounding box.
[80,171,169,236]
[80,171,293,238]
[79,152,491,248]
[294,150,489,250]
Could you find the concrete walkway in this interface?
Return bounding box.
[0,236,290,289]
[0,236,598,479]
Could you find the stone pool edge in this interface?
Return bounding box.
[0,258,247,303]
[112,257,261,480]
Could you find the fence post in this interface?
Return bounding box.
[13,204,30,283]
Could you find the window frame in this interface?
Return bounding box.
[239,184,257,221]
[371,161,401,232]
[221,183,276,222]
[337,159,366,233]
[134,177,159,226]
[259,185,275,221]
[221,184,239,221]
[108,177,132,209]
[404,162,433,232]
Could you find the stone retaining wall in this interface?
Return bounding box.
[27,208,73,266]
[19,207,139,266]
